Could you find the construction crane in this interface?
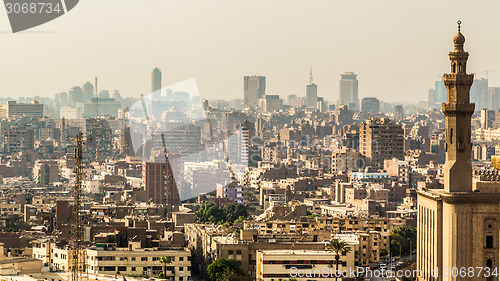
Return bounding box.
[68,132,88,281]
[485,69,495,80]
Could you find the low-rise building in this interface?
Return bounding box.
[256,249,339,281]
[86,247,191,279]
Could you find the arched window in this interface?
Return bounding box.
[452,63,456,73]
[459,63,463,73]
[450,128,453,144]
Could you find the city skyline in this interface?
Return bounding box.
[1,0,500,103]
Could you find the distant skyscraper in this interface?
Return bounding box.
[339,72,359,110]
[427,89,435,107]
[361,97,380,113]
[152,67,162,95]
[306,68,318,108]
[112,90,122,100]
[68,86,83,106]
[488,87,500,110]
[55,92,69,107]
[471,77,488,110]
[258,95,282,113]
[82,82,93,103]
[393,104,404,116]
[434,78,446,106]
[244,76,266,106]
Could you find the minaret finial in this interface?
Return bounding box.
[457,19,462,32]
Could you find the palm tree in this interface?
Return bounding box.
[159,256,172,280]
[326,238,352,281]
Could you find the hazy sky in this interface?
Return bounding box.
[1,0,500,103]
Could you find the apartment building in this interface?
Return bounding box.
[86,247,191,280]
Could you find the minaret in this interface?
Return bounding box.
[442,20,475,193]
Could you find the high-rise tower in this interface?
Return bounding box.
[306,67,318,108]
[339,72,359,110]
[152,67,162,93]
[244,76,266,107]
[442,20,475,193]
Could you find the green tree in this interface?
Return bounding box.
[326,238,352,281]
[390,225,417,256]
[195,202,225,224]
[205,258,244,281]
[159,256,172,280]
[223,203,248,223]
[380,248,389,258]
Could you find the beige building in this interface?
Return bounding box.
[359,118,404,168]
[60,106,82,119]
[417,23,500,281]
[256,250,339,281]
[0,100,43,118]
[86,247,191,280]
[258,95,282,113]
[33,160,59,186]
[33,241,191,279]
[244,75,266,107]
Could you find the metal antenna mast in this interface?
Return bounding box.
[309,66,313,85]
[68,132,88,281]
[94,77,99,117]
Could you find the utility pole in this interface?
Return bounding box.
[68,132,88,281]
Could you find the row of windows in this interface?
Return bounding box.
[98,266,191,272]
[262,260,338,265]
[95,256,187,262]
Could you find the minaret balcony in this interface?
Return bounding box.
[442,103,475,116]
[443,73,474,84]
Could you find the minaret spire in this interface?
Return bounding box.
[442,21,475,193]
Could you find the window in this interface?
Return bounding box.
[228,250,234,255]
[141,257,148,261]
[236,250,242,255]
[152,257,159,261]
[486,236,494,248]
[179,267,183,271]
[152,266,162,271]
[103,266,116,271]
[119,257,125,261]
[131,257,136,261]
[179,257,183,261]
[131,267,136,271]
[117,266,126,272]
